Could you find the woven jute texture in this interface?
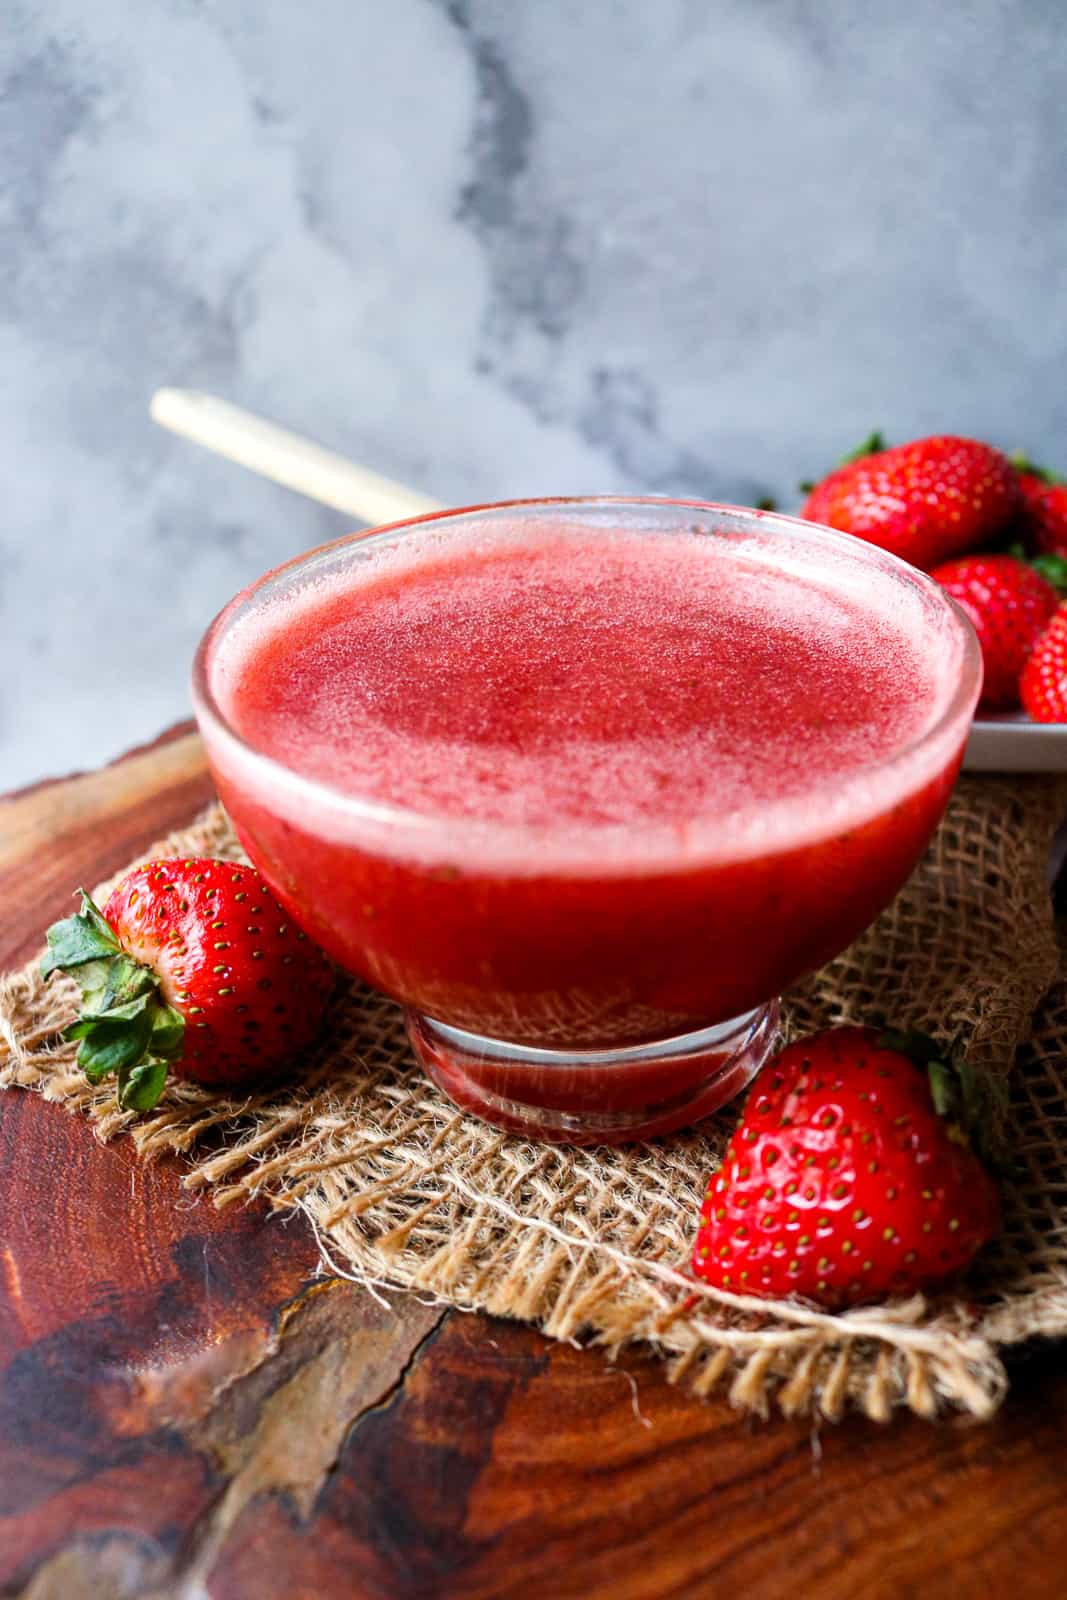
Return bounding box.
[3,774,1067,1423]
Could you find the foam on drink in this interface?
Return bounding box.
[210,517,961,866]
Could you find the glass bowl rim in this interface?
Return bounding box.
[190,495,983,865]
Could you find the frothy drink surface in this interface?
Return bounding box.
[216,525,943,835]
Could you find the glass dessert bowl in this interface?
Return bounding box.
[192,498,982,1145]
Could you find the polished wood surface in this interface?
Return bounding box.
[1,725,1066,1600]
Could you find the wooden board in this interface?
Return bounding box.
[2,724,1067,1600]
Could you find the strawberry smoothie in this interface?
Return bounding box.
[194,499,981,1142]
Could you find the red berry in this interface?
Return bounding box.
[1018,471,1067,560]
[930,554,1059,711]
[692,1028,1000,1308]
[802,435,1020,571]
[42,858,334,1108]
[1020,605,1067,723]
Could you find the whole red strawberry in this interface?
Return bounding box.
[41,858,334,1108]
[1015,459,1067,560]
[1020,605,1067,723]
[802,434,1020,571]
[930,553,1060,710]
[692,1028,1000,1307]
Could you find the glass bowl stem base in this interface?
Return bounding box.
[406,1000,780,1146]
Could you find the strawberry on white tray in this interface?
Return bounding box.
[798,433,1067,772]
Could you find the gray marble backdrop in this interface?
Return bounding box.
[4,1,1067,786]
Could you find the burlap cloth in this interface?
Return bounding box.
[3,775,1067,1423]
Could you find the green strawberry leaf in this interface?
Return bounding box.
[117,1057,170,1111]
[40,891,120,975]
[1030,553,1067,595]
[41,886,185,1108]
[72,1008,154,1082]
[881,1029,1011,1173]
[998,543,1067,595]
[101,954,158,1009]
[63,991,152,1042]
[925,1055,963,1121]
[79,1050,118,1087]
[149,1003,186,1059]
[69,956,121,1017]
[89,992,154,1024]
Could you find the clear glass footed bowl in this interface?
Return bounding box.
[192,498,982,1145]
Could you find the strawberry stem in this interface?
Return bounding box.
[878,1029,1008,1172]
[41,891,185,1111]
[41,891,120,971]
[840,431,886,464]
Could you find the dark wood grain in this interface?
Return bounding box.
[2,728,1067,1600]
[0,721,214,970]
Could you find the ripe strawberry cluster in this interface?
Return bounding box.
[800,435,1067,720]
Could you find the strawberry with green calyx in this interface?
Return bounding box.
[1011,452,1067,562]
[930,552,1060,710]
[42,858,334,1110]
[42,891,185,1110]
[692,1027,1002,1309]
[801,434,1020,571]
[1021,604,1067,724]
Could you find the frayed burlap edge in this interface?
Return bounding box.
[3,777,1066,1425]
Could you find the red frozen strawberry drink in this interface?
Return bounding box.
[192,499,982,1143]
